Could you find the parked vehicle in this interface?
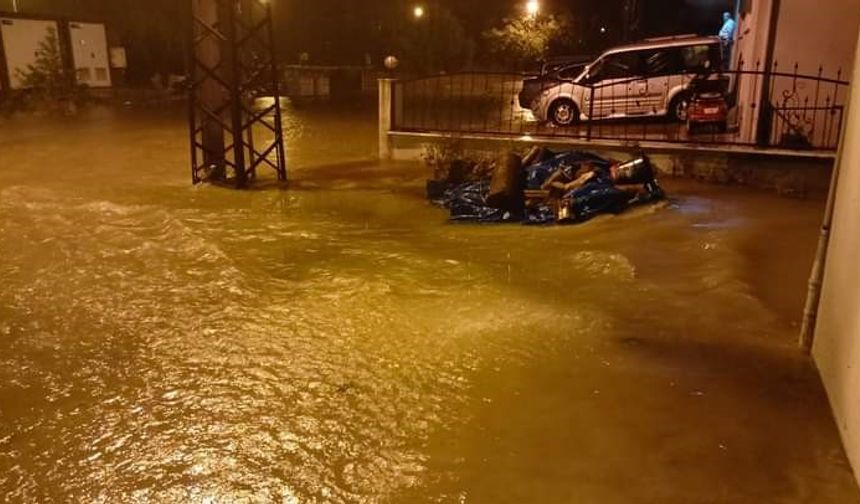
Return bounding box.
[687,76,730,134]
[526,35,723,126]
[518,56,592,109]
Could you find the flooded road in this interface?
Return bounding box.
[0,103,857,503]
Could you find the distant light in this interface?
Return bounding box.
[413,5,425,19]
[600,26,607,34]
[526,0,540,18]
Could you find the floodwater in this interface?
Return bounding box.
[0,102,858,504]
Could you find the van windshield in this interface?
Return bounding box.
[558,65,585,80]
[587,52,641,82]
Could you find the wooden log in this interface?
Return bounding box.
[487,153,524,211]
[522,146,551,167]
[524,190,550,199]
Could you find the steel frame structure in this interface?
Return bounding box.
[188,0,286,188]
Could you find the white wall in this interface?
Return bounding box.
[0,17,59,90]
[772,0,859,147]
[733,0,774,143]
[732,0,859,146]
[814,27,860,487]
[774,0,860,78]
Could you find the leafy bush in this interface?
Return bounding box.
[13,27,83,114]
[484,12,574,67]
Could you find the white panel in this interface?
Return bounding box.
[68,22,112,88]
[0,18,59,90]
[109,46,127,69]
[814,28,860,489]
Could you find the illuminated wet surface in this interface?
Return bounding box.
[0,103,858,503]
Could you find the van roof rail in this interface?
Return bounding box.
[643,34,699,42]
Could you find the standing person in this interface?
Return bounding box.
[719,12,737,69]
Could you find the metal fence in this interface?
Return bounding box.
[389,61,849,152]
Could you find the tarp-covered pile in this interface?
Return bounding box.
[428,148,665,225]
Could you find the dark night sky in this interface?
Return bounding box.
[270,0,735,63]
[3,0,734,69]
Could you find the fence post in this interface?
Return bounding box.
[378,78,395,160]
[587,86,595,140]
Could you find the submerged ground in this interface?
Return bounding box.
[0,102,857,503]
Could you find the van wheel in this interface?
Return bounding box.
[549,99,580,126]
[669,93,691,122]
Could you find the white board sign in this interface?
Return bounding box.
[69,21,112,88]
[0,18,60,90]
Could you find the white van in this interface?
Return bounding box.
[528,35,723,126]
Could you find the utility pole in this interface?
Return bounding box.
[188,0,287,187]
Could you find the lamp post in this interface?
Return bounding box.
[412,3,431,72]
[526,0,539,19]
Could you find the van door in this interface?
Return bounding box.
[584,52,645,119]
[640,47,684,115]
[627,76,650,116]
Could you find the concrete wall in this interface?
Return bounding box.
[733,0,774,143]
[383,129,834,198]
[813,29,860,487]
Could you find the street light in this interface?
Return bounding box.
[526,0,539,18]
[413,5,425,20]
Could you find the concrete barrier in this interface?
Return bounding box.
[378,78,835,197]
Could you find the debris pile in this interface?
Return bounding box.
[427,148,665,225]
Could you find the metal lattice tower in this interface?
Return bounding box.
[189,0,287,188]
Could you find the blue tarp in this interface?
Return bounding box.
[525,151,612,191]
[431,151,664,225]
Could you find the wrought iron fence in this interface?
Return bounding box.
[389,61,849,152]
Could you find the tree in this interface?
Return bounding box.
[394,4,474,74]
[484,10,574,68]
[15,27,78,109]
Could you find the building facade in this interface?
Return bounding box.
[731,0,860,145]
[813,24,860,490]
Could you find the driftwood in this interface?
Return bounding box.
[522,146,552,167]
[487,153,524,211]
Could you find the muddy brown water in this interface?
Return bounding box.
[0,103,857,503]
